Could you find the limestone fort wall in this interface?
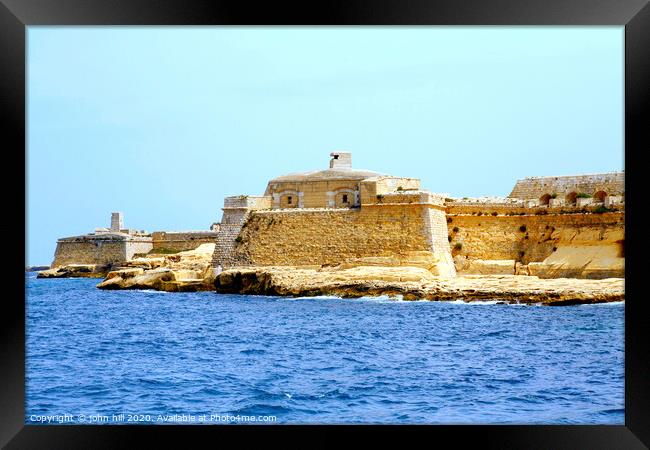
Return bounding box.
[52,236,153,268]
[223,200,455,277]
[52,239,126,268]
[447,211,624,278]
[124,239,155,260]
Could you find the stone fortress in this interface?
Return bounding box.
[209,152,624,280]
[50,212,219,269]
[43,151,625,286]
[211,152,455,277]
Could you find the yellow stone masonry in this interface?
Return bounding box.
[228,203,455,277]
[447,212,624,278]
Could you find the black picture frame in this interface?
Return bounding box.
[3,0,648,447]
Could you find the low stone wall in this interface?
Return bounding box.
[151,231,219,252]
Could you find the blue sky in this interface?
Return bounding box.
[27,27,623,265]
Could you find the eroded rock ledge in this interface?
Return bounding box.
[37,264,110,278]
[96,244,216,292]
[215,266,624,306]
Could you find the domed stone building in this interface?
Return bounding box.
[264,151,419,209]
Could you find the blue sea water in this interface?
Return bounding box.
[25,275,624,425]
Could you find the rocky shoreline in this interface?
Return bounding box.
[37,244,625,305]
[214,266,624,306]
[37,264,110,278]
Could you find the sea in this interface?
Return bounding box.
[25,274,625,425]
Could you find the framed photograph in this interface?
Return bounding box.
[4,0,649,447]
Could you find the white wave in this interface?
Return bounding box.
[291,295,343,301]
[447,299,501,305]
[293,296,517,304]
[359,295,404,302]
[580,300,625,307]
[352,295,439,303]
[127,289,175,295]
[291,295,411,302]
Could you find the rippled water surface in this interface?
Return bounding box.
[26,275,624,424]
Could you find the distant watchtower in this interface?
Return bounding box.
[329,151,352,169]
[111,212,124,232]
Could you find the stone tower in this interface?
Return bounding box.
[111,212,124,232]
[329,151,352,169]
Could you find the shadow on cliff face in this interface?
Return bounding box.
[215,270,281,296]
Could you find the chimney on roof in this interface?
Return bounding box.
[329,151,352,169]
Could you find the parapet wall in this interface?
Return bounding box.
[223,195,272,210]
[508,172,624,200]
[445,203,624,216]
[359,177,421,204]
[151,231,219,252]
[222,203,455,277]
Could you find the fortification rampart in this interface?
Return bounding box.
[508,172,624,201]
[52,235,153,268]
[221,202,455,277]
[447,211,624,278]
[212,196,273,269]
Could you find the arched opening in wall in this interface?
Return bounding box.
[280,194,298,208]
[594,191,607,203]
[539,194,552,206]
[565,192,577,205]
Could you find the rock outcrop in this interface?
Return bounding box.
[96,244,216,291]
[528,244,624,279]
[215,265,624,306]
[37,264,111,278]
[453,256,517,275]
[26,266,50,272]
